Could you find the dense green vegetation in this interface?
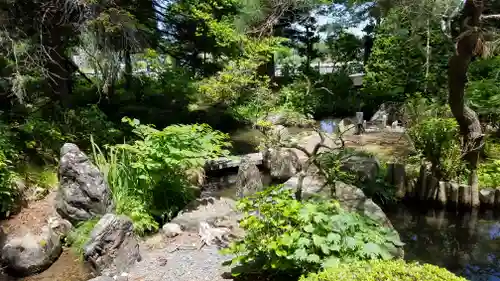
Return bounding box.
[222,186,403,277]
[300,260,467,281]
[1,0,500,280]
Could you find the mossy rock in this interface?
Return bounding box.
[300,260,466,281]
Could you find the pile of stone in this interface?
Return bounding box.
[0,143,141,280]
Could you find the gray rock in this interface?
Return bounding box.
[162,223,183,238]
[263,112,314,128]
[235,158,263,198]
[48,215,73,238]
[269,125,290,142]
[479,188,495,206]
[56,143,114,224]
[170,197,239,232]
[1,226,62,276]
[84,214,141,277]
[263,148,301,181]
[338,119,356,135]
[87,277,115,281]
[341,155,380,183]
[436,181,447,206]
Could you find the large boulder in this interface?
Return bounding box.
[56,143,114,224]
[84,214,141,277]
[263,148,301,181]
[341,155,380,183]
[235,158,263,198]
[262,111,315,128]
[1,226,62,276]
[170,197,241,234]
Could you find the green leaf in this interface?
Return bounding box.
[312,234,325,246]
[303,224,315,233]
[280,233,294,246]
[293,248,308,261]
[326,233,341,243]
[306,254,321,263]
[363,242,382,257]
[345,236,358,249]
[298,237,311,247]
[322,257,340,269]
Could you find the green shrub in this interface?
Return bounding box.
[408,117,464,180]
[221,186,404,277]
[0,151,16,216]
[66,218,100,258]
[478,160,500,188]
[92,118,231,235]
[300,260,467,281]
[0,121,18,216]
[18,165,58,191]
[60,105,122,148]
[15,115,69,164]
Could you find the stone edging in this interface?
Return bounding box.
[385,163,500,209]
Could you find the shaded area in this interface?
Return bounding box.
[384,204,500,281]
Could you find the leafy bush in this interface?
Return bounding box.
[478,160,500,188]
[300,260,467,281]
[60,105,122,148]
[0,151,16,216]
[66,218,99,258]
[408,117,464,180]
[0,121,19,216]
[92,118,231,235]
[222,186,404,277]
[14,115,69,165]
[19,165,58,191]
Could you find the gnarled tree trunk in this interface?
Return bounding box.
[448,0,485,208]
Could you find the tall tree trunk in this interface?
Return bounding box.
[424,18,431,93]
[45,28,72,107]
[124,47,132,89]
[448,0,485,208]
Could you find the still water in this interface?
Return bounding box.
[384,205,500,281]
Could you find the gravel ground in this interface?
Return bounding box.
[128,233,234,281]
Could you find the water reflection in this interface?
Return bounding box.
[385,205,500,281]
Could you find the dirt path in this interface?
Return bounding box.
[0,191,93,281]
[0,191,57,236]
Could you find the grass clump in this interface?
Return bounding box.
[300,259,467,281]
[91,117,231,236]
[66,218,100,258]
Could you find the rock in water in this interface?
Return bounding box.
[263,148,301,181]
[84,214,141,277]
[235,158,263,198]
[56,143,114,224]
[1,226,62,277]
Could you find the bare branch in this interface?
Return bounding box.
[481,14,500,20]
